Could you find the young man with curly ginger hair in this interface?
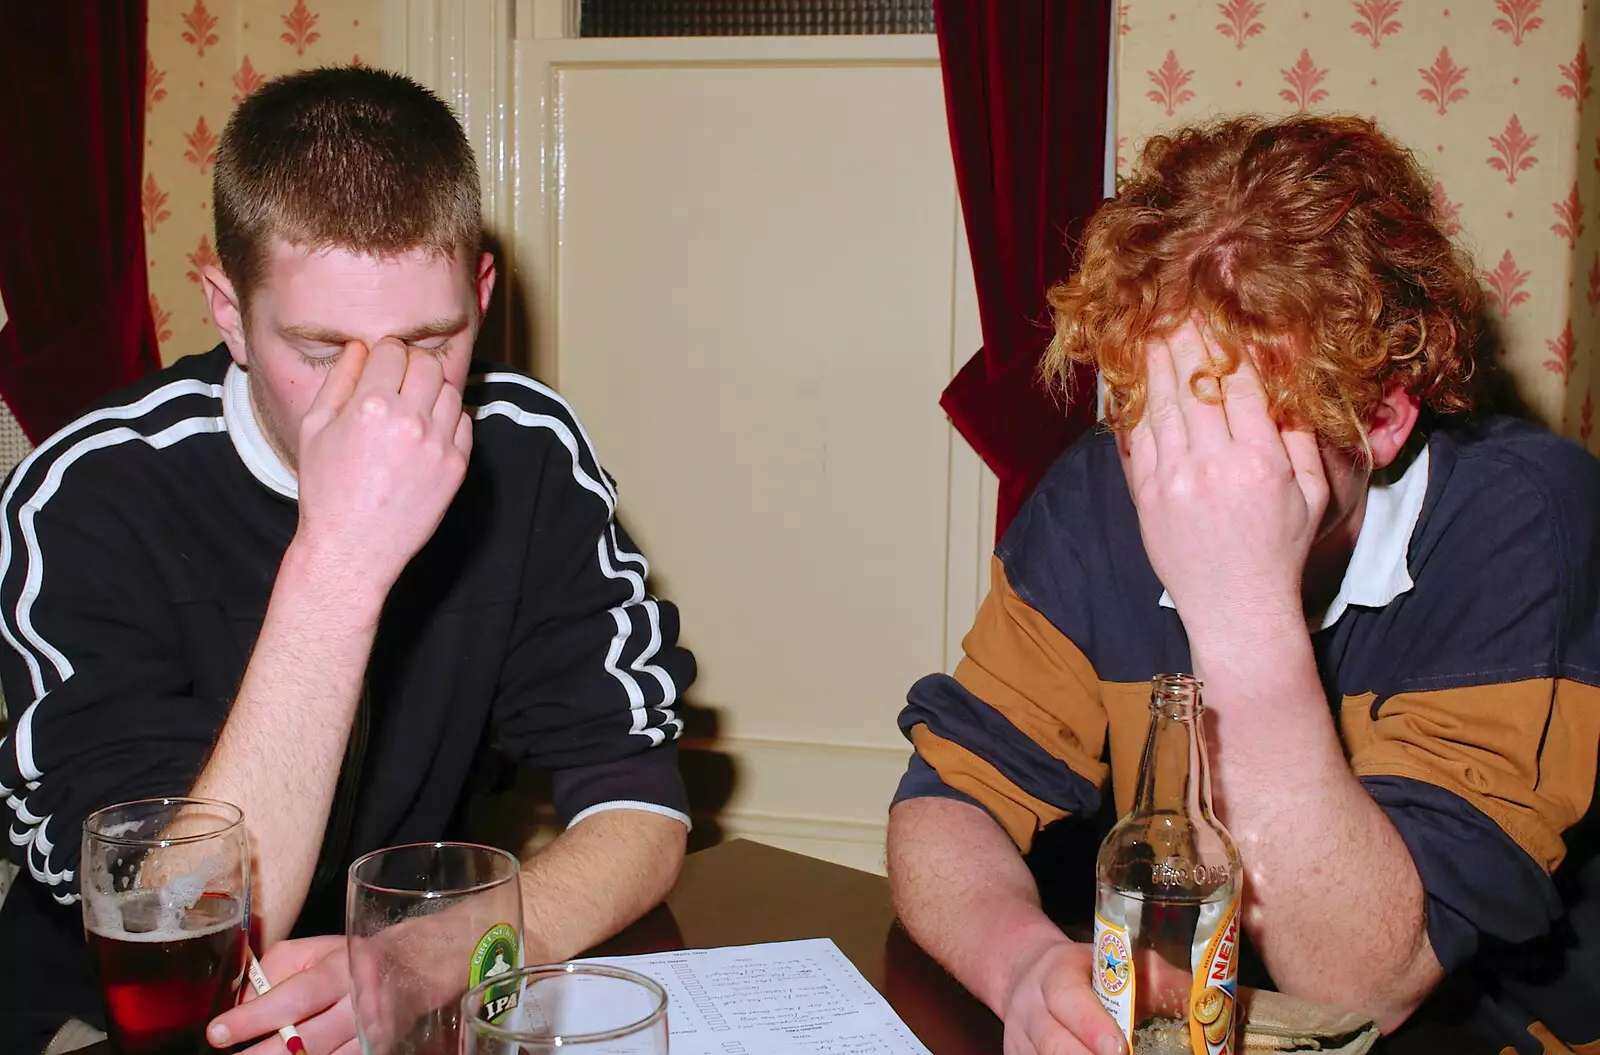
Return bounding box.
[887,114,1600,1055]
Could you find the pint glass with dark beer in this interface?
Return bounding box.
[81,798,250,1055]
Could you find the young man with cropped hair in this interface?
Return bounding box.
[0,66,693,1053]
[888,114,1600,1055]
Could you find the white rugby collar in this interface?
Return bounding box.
[223,363,300,500]
[1157,443,1430,631]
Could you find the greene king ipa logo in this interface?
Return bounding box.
[470,922,521,1023]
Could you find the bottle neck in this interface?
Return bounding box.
[1130,676,1217,821]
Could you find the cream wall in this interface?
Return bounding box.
[144,0,385,365]
[1117,0,1599,449]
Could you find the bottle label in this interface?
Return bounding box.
[1188,893,1241,1055]
[1092,912,1135,1042]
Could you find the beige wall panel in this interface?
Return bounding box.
[551,60,959,748]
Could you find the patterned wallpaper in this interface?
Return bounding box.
[1116,0,1599,451]
[143,0,384,366]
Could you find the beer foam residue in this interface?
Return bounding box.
[85,889,243,943]
[142,848,224,933]
[90,916,242,943]
[159,870,206,916]
[96,820,146,840]
[84,894,123,937]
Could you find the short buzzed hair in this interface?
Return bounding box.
[213,66,482,309]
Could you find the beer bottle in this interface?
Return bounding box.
[1092,674,1243,1055]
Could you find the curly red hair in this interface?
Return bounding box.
[1044,114,1485,451]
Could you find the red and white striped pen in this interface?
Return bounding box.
[244,949,308,1055]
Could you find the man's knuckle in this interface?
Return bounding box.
[1234,450,1276,483]
[385,411,427,440]
[1162,469,1197,500]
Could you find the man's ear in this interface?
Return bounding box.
[475,251,497,317]
[202,267,249,367]
[1367,383,1422,470]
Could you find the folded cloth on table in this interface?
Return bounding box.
[1240,987,1380,1054]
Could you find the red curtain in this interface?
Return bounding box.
[935,0,1112,538]
[0,4,160,443]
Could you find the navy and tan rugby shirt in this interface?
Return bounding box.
[0,345,693,1048]
[896,415,1600,1053]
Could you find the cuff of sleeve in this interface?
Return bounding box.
[891,750,994,817]
[1362,775,1563,970]
[567,800,692,830]
[551,743,689,828]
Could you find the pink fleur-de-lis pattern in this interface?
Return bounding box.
[1486,114,1539,185]
[182,115,219,175]
[1417,47,1467,117]
[143,0,383,364]
[141,174,171,236]
[1147,50,1196,117]
[1119,0,1600,450]
[149,294,174,347]
[180,0,219,58]
[1430,182,1463,237]
[281,0,322,57]
[1492,0,1544,47]
[1217,0,1267,50]
[1558,42,1592,111]
[1551,185,1584,249]
[1484,250,1532,318]
[145,55,168,114]
[1351,0,1403,49]
[1546,322,1576,383]
[231,56,266,105]
[1279,49,1330,111]
[184,236,220,287]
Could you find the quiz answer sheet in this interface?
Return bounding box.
[583,937,934,1055]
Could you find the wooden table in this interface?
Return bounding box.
[78,838,1491,1054]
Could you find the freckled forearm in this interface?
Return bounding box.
[887,798,1070,1017]
[1188,625,1440,1027]
[1226,770,1438,1027]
